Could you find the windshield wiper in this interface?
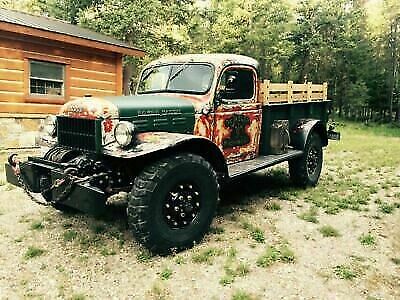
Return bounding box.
[169,62,191,82]
[141,65,159,82]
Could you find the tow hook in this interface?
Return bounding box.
[8,153,20,175]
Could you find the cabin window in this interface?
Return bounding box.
[218,68,255,101]
[29,60,65,97]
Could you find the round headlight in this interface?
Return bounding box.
[44,115,57,137]
[114,121,135,147]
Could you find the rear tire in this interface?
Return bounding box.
[289,133,323,187]
[127,153,219,254]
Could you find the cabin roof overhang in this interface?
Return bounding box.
[0,9,145,57]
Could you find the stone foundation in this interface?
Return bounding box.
[0,113,46,150]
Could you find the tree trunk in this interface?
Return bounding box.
[388,17,399,123]
[123,63,134,95]
[259,57,267,80]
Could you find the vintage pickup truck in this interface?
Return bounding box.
[5,54,339,253]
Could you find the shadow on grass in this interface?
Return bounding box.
[35,166,302,258]
[218,167,301,216]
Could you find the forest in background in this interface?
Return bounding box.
[1,0,399,123]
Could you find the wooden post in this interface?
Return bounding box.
[257,80,264,103]
[265,80,270,104]
[288,81,293,103]
[323,82,328,100]
[302,82,307,102]
[307,82,312,101]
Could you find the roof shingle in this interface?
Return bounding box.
[0,8,144,56]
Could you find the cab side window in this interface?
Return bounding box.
[218,68,255,100]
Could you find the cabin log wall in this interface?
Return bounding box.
[0,31,121,115]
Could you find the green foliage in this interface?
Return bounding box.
[240,219,265,243]
[219,274,234,286]
[227,247,237,259]
[220,247,250,286]
[250,228,265,243]
[379,202,395,214]
[232,290,257,300]
[298,207,319,223]
[136,249,153,263]
[359,233,376,246]
[192,247,224,264]
[100,248,116,256]
[174,256,186,265]
[4,0,400,120]
[279,245,296,263]
[256,244,295,267]
[30,220,44,230]
[334,264,358,280]
[70,294,86,300]
[148,282,169,300]
[319,225,340,237]
[24,246,45,259]
[265,201,281,211]
[63,230,78,242]
[160,267,173,280]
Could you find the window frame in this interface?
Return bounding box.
[136,62,215,95]
[23,53,71,104]
[215,65,257,104]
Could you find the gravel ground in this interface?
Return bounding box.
[0,125,399,300]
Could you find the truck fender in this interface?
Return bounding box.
[103,132,228,177]
[290,119,328,150]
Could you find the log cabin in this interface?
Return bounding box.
[0,8,145,149]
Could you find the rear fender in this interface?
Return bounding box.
[103,132,228,177]
[290,119,328,150]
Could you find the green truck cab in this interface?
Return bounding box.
[5,54,339,254]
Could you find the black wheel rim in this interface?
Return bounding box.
[162,182,201,229]
[307,146,320,175]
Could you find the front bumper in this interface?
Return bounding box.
[5,157,107,216]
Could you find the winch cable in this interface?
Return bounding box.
[9,154,107,206]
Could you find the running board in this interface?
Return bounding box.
[228,150,304,180]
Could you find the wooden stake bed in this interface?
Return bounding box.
[258,80,328,105]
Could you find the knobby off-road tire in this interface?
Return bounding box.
[127,153,219,254]
[289,133,323,187]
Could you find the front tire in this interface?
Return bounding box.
[127,153,219,254]
[289,133,323,187]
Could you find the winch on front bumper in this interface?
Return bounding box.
[4,148,127,216]
[5,158,106,215]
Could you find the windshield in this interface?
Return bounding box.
[137,63,214,94]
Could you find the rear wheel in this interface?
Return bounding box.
[127,153,219,254]
[289,133,323,187]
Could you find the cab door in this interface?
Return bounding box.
[212,66,262,164]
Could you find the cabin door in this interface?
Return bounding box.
[212,67,262,164]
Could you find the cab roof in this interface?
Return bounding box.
[146,54,259,71]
